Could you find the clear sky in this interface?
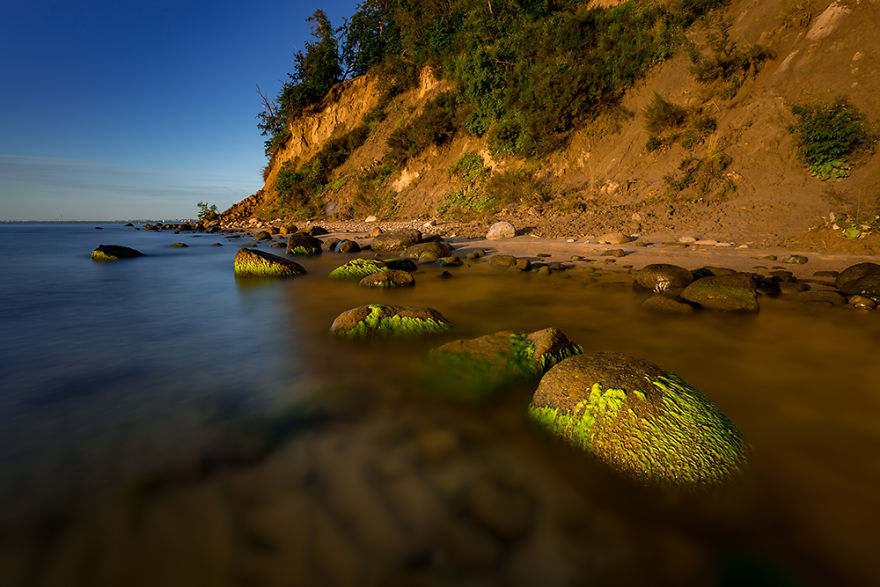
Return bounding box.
[0,0,360,221]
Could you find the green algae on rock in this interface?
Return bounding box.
[331,304,452,337]
[680,272,758,312]
[233,247,306,278]
[428,328,583,400]
[90,244,145,261]
[286,232,322,256]
[169,242,188,248]
[328,258,388,280]
[529,352,747,487]
[359,269,415,288]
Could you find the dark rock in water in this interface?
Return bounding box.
[435,256,462,267]
[681,273,758,312]
[306,225,328,236]
[169,242,188,248]
[359,269,415,288]
[438,271,453,279]
[782,255,809,265]
[385,258,418,272]
[328,258,387,280]
[793,290,846,306]
[529,352,748,486]
[490,255,516,268]
[269,242,285,248]
[212,243,223,247]
[849,295,876,310]
[515,258,532,271]
[335,239,361,253]
[92,226,103,230]
[91,244,145,261]
[124,222,134,227]
[323,238,341,251]
[403,241,453,259]
[330,304,452,337]
[428,328,583,400]
[835,262,880,301]
[418,251,440,264]
[634,264,693,293]
[693,266,735,278]
[778,281,809,295]
[768,270,795,283]
[601,249,626,257]
[233,248,306,278]
[253,231,272,241]
[286,232,322,256]
[371,229,421,253]
[641,296,694,314]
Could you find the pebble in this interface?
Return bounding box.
[365,215,378,222]
[601,249,626,257]
[783,255,809,265]
[849,295,876,310]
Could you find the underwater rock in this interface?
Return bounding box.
[680,273,758,312]
[169,242,188,248]
[359,269,415,288]
[489,255,518,268]
[428,328,583,400]
[793,290,846,306]
[335,239,361,253]
[233,247,306,278]
[486,221,516,240]
[403,241,454,259]
[836,262,880,301]
[286,232,322,256]
[529,352,747,486]
[371,229,422,253]
[90,245,144,261]
[641,296,694,314]
[435,256,463,267]
[634,264,694,293]
[328,258,388,280]
[331,304,452,337]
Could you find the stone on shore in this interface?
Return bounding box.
[529,352,747,486]
[486,221,516,240]
[371,229,422,253]
[331,304,452,337]
[681,273,758,312]
[835,262,880,301]
[359,270,415,288]
[286,233,323,256]
[233,248,306,278]
[90,245,145,261]
[328,258,388,280]
[598,232,630,245]
[634,264,694,293]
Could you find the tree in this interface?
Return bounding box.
[341,0,400,78]
[196,201,219,221]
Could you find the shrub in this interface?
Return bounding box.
[664,141,735,199]
[688,18,772,99]
[643,93,688,135]
[788,97,874,180]
[386,92,458,165]
[682,113,717,149]
[484,169,546,207]
[196,202,219,221]
[448,153,489,184]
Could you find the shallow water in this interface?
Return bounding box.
[1,223,879,585]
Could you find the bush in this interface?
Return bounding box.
[448,153,489,184]
[643,93,688,134]
[196,202,219,221]
[664,141,735,199]
[386,92,458,165]
[484,169,546,208]
[688,18,772,99]
[788,97,874,180]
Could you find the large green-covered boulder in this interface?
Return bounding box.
[680,273,758,312]
[371,229,421,254]
[331,304,452,337]
[634,264,693,293]
[234,248,306,278]
[91,245,144,261]
[328,258,388,280]
[428,328,583,400]
[286,232,322,256]
[529,352,747,486]
[836,262,880,301]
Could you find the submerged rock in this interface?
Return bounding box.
[681,273,758,312]
[328,258,388,280]
[641,296,694,314]
[428,328,583,400]
[253,230,272,241]
[529,352,747,486]
[634,264,693,293]
[836,262,880,301]
[169,242,188,248]
[286,233,322,256]
[233,248,306,278]
[371,229,422,253]
[331,304,452,337]
[90,245,144,261]
[359,269,415,288]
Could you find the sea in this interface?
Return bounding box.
[1,222,879,585]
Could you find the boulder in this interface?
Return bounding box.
[359,270,415,288]
[489,255,518,268]
[634,264,693,293]
[335,239,361,253]
[598,232,630,245]
[436,256,463,267]
[278,225,297,235]
[90,245,144,261]
[428,328,582,400]
[253,231,273,241]
[529,352,747,486]
[328,258,388,280]
[323,238,341,251]
[286,233,322,256]
[835,262,880,301]
[486,221,516,240]
[371,229,422,253]
[680,273,758,312]
[306,225,328,236]
[169,242,188,248]
[385,258,418,272]
[330,304,452,337]
[403,242,454,259]
[233,248,306,278]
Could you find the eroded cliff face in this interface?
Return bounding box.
[228,0,880,246]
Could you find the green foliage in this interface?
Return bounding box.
[437,188,494,220]
[196,201,219,221]
[688,17,773,99]
[341,0,401,78]
[386,92,458,165]
[643,93,688,135]
[788,97,875,180]
[643,94,716,152]
[682,113,717,149]
[664,141,735,199]
[448,152,489,184]
[484,169,546,208]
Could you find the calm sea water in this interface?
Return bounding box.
[2,222,880,585]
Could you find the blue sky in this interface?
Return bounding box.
[0,0,360,220]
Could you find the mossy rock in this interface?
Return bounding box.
[490,255,518,268]
[428,328,583,400]
[253,231,273,241]
[371,229,422,253]
[91,245,145,261]
[680,273,758,312]
[403,241,454,259]
[385,258,418,272]
[331,304,452,337]
[328,258,388,280]
[418,251,440,264]
[233,247,306,278]
[286,232,322,256]
[634,264,693,293]
[835,262,880,301]
[169,242,188,248]
[530,352,747,486]
[359,269,415,288]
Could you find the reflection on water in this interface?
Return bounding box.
[1,224,879,585]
